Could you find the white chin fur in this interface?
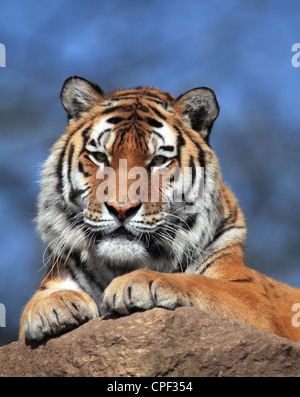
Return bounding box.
[96,237,149,266]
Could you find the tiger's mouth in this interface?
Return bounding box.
[94,226,138,244]
[93,225,152,266]
[91,221,171,266]
[93,224,163,252]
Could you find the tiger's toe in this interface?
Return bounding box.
[100,269,190,315]
[22,290,99,342]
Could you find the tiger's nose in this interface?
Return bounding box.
[105,202,141,221]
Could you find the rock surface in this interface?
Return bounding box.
[0,307,299,377]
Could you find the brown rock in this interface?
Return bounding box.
[0,307,299,377]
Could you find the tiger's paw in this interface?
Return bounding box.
[21,290,99,342]
[100,269,190,315]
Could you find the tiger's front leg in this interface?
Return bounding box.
[20,279,99,342]
[101,268,193,315]
[100,268,291,340]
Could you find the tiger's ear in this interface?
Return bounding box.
[174,88,219,140]
[60,76,105,122]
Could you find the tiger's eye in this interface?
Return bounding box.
[151,155,167,166]
[95,152,108,163]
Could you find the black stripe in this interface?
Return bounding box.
[212,218,226,242]
[56,143,67,194]
[66,143,76,205]
[174,125,186,147]
[147,118,163,128]
[111,91,146,98]
[137,104,150,113]
[64,262,87,292]
[160,145,174,152]
[113,89,169,103]
[67,144,75,184]
[151,130,165,143]
[109,95,138,102]
[144,98,166,105]
[111,126,131,151]
[213,224,246,243]
[197,149,206,189]
[200,252,231,275]
[182,213,197,230]
[198,148,205,168]
[88,139,97,148]
[229,277,253,283]
[82,127,91,139]
[79,127,92,156]
[63,205,84,229]
[137,91,168,102]
[67,144,85,207]
[177,120,206,169]
[173,125,185,167]
[149,105,167,120]
[229,202,238,224]
[189,156,196,187]
[97,128,112,145]
[222,195,239,226]
[174,254,189,273]
[112,95,164,105]
[137,91,166,101]
[134,127,148,152]
[101,104,133,115]
[56,125,91,195]
[107,117,124,124]
[78,161,91,177]
[69,187,90,203]
[69,252,107,292]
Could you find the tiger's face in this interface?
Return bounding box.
[38,77,221,273]
[74,95,180,232]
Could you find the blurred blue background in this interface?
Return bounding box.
[0,0,300,346]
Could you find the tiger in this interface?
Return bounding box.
[20,76,300,343]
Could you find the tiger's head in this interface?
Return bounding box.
[37,76,223,276]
